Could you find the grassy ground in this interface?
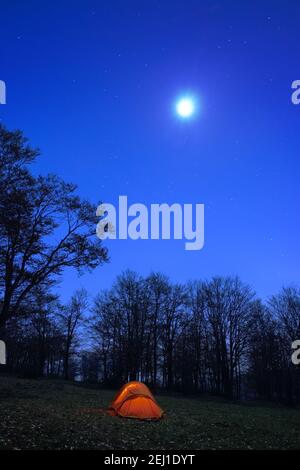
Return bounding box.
[0,376,299,450]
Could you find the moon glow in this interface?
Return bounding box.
[176,97,195,118]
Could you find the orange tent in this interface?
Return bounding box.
[108,381,164,420]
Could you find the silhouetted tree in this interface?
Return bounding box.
[59,289,88,379]
[0,124,108,331]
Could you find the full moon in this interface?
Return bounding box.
[176,97,195,118]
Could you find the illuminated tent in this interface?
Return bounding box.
[108,381,164,420]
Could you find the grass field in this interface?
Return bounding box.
[0,376,299,450]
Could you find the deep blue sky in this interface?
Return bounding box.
[1,0,299,300]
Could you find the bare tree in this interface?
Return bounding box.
[144,273,170,387]
[203,277,254,398]
[59,289,88,379]
[160,284,187,390]
[0,124,108,330]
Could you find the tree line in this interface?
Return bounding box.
[2,271,300,405]
[81,273,300,404]
[0,124,299,405]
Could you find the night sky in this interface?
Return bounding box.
[1,0,299,300]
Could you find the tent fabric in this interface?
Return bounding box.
[108,381,164,420]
